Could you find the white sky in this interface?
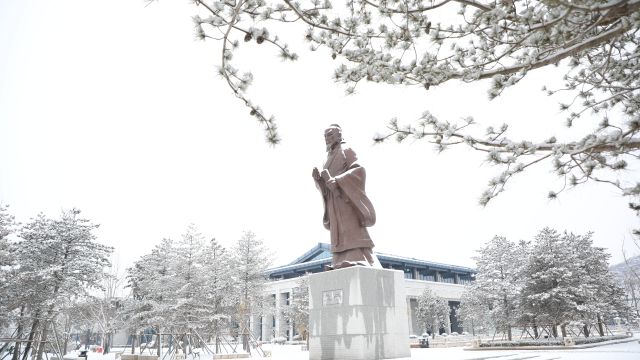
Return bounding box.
[1,0,638,271]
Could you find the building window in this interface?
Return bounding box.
[457,275,472,285]
[441,273,455,284]
[403,269,414,279]
[418,270,435,282]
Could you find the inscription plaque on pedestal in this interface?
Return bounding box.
[322,289,343,306]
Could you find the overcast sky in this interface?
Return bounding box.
[1,0,638,272]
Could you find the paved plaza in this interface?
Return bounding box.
[264,336,640,360]
[80,336,639,360]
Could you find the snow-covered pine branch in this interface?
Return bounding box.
[174,0,639,142]
[169,0,640,231]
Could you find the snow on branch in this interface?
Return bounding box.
[375,111,640,206]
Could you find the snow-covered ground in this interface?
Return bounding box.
[70,336,639,360]
[262,336,640,360]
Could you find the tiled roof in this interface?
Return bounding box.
[266,243,475,277]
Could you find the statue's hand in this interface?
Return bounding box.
[312,167,321,181]
[326,178,338,191]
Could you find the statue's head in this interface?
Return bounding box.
[324,124,343,151]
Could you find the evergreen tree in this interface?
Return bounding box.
[611,255,640,323]
[124,238,175,335]
[169,224,208,332]
[14,209,112,360]
[201,237,233,340]
[415,288,450,339]
[0,204,17,312]
[283,276,309,341]
[230,231,271,349]
[0,203,16,267]
[520,228,581,336]
[123,226,237,351]
[519,229,630,337]
[468,236,525,340]
[457,289,493,337]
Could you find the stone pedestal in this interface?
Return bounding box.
[308,266,410,360]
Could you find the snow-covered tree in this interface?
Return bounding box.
[124,237,176,339]
[0,204,21,352]
[0,203,16,266]
[200,237,234,341]
[123,226,236,351]
[520,228,583,336]
[230,231,271,350]
[171,0,640,225]
[519,228,630,337]
[282,275,309,341]
[0,204,17,316]
[415,288,450,338]
[72,261,125,355]
[166,224,210,333]
[611,254,640,322]
[12,209,112,360]
[457,289,493,336]
[466,236,526,340]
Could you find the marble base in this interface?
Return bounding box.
[308,266,411,360]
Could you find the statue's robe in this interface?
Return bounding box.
[317,143,379,268]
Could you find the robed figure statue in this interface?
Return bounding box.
[312,124,381,269]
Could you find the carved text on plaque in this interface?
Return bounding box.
[322,289,343,306]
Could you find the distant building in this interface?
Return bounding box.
[255,243,475,341]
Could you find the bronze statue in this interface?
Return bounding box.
[312,124,380,269]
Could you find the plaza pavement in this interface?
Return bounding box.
[264,336,640,360]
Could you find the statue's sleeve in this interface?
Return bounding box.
[335,148,376,227]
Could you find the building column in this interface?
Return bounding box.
[406,297,415,335]
[274,292,281,338]
[261,315,269,342]
[249,314,255,339]
[412,267,419,280]
[454,273,460,284]
[288,322,294,341]
[435,271,441,282]
[445,305,452,334]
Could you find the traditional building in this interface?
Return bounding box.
[255,243,475,341]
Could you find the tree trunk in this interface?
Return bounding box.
[596,314,604,336]
[630,283,640,319]
[306,330,309,350]
[502,293,512,341]
[11,305,26,360]
[35,319,51,360]
[156,331,161,356]
[103,333,110,355]
[583,323,590,338]
[22,317,40,360]
[213,319,220,354]
[62,334,69,356]
[532,319,539,339]
[560,324,567,338]
[131,334,136,354]
[470,319,475,337]
[551,324,558,338]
